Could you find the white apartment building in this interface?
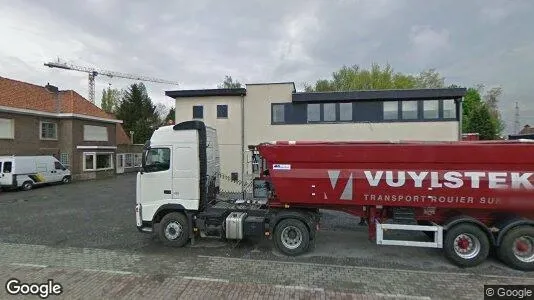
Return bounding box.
[166,82,466,193]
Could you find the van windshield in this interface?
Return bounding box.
[143,148,170,173]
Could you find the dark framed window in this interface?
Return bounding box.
[383,101,399,120]
[231,172,238,181]
[307,104,321,122]
[192,105,203,119]
[217,105,228,118]
[402,101,418,120]
[272,104,285,123]
[339,103,353,121]
[443,99,456,119]
[323,103,336,122]
[423,100,439,119]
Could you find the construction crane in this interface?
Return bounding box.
[44,58,180,103]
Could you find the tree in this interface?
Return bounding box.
[468,103,497,140]
[303,64,449,92]
[165,107,175,124]
[218,75,242,88]
[100,87,121,113]
[461,88,483,132]
[115,83,160,144]
[483,87,505,135]
[414,69,445,88]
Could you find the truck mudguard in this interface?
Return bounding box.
[270,209,320,240]
[442,215,496,245]
[495,218,534,246]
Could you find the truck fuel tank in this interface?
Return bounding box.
[225,212,247,239]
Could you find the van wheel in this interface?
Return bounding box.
[274,219,310,256]
[443,223,490,268]
[21,181,33,191]
[497,226,534,271]
[158,212,189,247]
[62,176,72,184]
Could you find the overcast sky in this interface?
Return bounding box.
[1,0,533,134]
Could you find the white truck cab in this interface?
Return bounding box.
[0,155,71,191]
[136,121,220,237]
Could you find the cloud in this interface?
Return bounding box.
[0,0,533,133]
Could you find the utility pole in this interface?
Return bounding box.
[514,102,520,134]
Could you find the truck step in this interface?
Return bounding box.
[376,221,443,248]
[392,207,417,225]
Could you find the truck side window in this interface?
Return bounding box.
[144,148,171,172]
[3,162,12,173]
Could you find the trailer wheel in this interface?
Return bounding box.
[497,226,534,271]
[444,223,490,268]
[274,219,310,256]
[158,212,189,247]
[21,181,33,191]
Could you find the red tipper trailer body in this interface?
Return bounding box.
[255,140,534,270]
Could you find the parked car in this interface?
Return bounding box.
[0,156,71,191]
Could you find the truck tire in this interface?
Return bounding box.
[496,226,534,271]
[21,181,33,191]
[443,223,490,268]
[274,218,310,256]
[158,212,189,247]
[62,176,72,184]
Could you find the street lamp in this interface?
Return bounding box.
[130,131,134,144]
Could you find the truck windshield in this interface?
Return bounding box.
[143,148,170,173]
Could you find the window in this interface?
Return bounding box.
[60,153,70,167]
[3,161,12,173]
[339,103,353,121]
[83,153,113,171]
[402,101,418,120]
[272,104,285,123]
[231,172,239,181]
[323,103,336,122]
[83,125,108,141]
[217,105,228,118]
[423,100,439,119]
[0,118,14,139]
[443,99,456,118]
[40,121,57,140]
[307,104,320,122]
[134,154,142,167]
[192,105,203,119]
[383,101,399,120]
[54,161,65,171]
[144,148,170,172]
[125,154,133,168]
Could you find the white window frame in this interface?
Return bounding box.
[40,121,58,140]
[83,125,108,142]
[83,152,114,171]
[134,153,142,167]
[0,118,14,139]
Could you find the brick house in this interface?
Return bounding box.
[0,76,142,180]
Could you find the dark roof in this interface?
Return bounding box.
[165,88,246,98]
[292,88,467,103]
[509,133,534,140]
[518,125,534,135]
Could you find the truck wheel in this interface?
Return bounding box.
[21,181,33,191]
[444,223,490,268]
[497,226,534,271]
[62,176,71,184]
[274,219,310,256]
[158,212,189,247]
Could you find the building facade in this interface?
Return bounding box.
[167,82,466,192]
[0,76,142,180]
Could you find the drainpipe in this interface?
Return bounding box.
[457,98,463,141]
[241,93,245,200]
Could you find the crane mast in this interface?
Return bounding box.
[44,59,180,103]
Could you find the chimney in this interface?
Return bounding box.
[45,83,60,113]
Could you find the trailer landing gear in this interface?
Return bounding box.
[274,219,310,256]
[443,223,490,268]
[497,226,534,271]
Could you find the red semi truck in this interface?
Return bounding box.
[136,121,534,271]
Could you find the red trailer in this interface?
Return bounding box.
[254,140,534,271]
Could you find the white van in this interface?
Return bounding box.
[0,156,72,191]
